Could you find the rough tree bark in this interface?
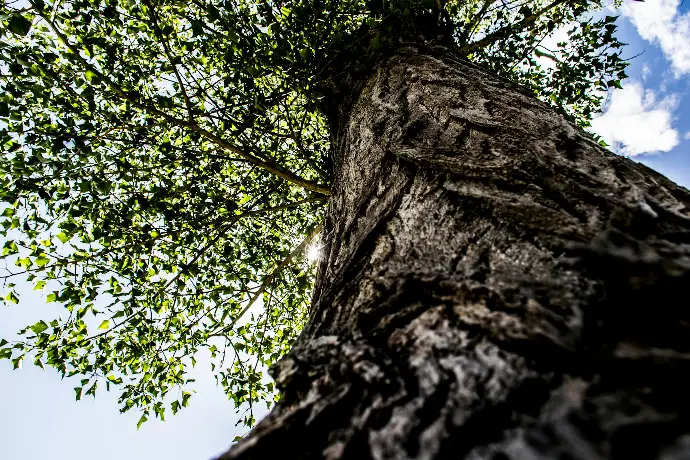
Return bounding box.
[219,42,690,459]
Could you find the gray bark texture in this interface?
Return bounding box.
[219,42,690,459]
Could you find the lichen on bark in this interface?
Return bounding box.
[219,41,690,460]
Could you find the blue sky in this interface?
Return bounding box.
[590,0,690,187]
[0,283,261,459]
[2,1,690,459]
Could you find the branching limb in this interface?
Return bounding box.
[461,0,494,43]
[463,0,568,53]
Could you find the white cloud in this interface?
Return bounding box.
[641,63,651,82]
[621,0,690,76]
[590,81,680,156]
[685,131,690,141]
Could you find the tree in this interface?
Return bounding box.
[3,0,689,457]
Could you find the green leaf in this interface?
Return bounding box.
[98,320,110,330]
[30,321,49,334]
[137,414,148,430]
[55,232,70,244]
[33,281,46,291]
[84,70,100,84]
[107,374,123,384]
[607,79,622,89]
[35,256,50,267]
[190,21,203,36]
[8,14,33,36]
[4,291,19,304]
[85,382,97,397]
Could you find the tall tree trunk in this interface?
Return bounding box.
[220,42,690,459]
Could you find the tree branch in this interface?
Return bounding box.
[143,0,195,121]
[462,0,494,43]
[463,0,568,53]
[32,3,331,195]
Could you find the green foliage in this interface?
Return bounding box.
[0,0,630,427]
[452,0,628,125]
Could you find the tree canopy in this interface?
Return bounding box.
[0,0,628,428]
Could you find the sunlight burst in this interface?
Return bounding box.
[306,243,322,264]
